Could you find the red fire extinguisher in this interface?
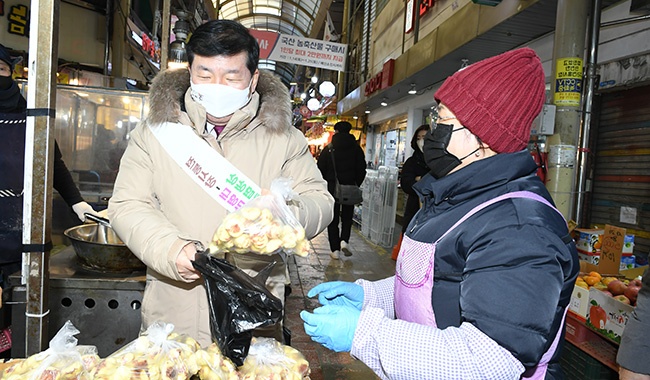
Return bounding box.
[530,143,547,183]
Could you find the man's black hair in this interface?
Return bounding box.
[186,20,259,75]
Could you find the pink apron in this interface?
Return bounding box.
[394,191,568,379]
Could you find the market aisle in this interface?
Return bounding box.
[285,225,397,380]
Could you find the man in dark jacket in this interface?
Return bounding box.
[317,121,366,259]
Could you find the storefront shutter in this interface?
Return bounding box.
[590,84,650,264]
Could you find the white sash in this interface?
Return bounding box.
[149,122,261,213]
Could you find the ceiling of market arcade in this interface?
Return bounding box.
[75,0,346,87]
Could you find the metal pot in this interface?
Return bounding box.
[64,223,146,274]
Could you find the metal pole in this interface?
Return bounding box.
[160,0,171,71]
[545,0,589,220]
[573,0,602,226]
[23,0,59,355]
[104,0,111,77]
[337,0,351,100]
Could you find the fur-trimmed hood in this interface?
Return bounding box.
[146,68,292,133]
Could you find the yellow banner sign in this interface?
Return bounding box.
[553,58,583,107]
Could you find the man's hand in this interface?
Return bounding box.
[176,243,200,281]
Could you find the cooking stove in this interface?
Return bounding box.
[11,246,145,357]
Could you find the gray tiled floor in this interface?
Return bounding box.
[285,224,397,379]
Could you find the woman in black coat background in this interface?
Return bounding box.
[317,121,366,260]
[392,124,429,259]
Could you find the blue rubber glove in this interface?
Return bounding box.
[300,304,360,352]
[307,281,364,310]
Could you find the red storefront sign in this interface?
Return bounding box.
[364,59,395,96]
[419,0,436,17]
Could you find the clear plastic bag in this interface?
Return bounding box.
[238,337,311,380]
[208,178,310,257]
[1,320,100,380]
[90,321,201,379]
[193,343,239,380]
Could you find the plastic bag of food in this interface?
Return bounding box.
[193,343,238,380]
[1,320,100,379]
[90,321,201,379]
[192,252,283,366]
[238,337,310,380]
[208,178,310,257]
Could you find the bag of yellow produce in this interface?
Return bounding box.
[90,321,201,379]
[193,343,238,380]
[238,337,311,380]
[208,178,310,257]
[1,320,100,379]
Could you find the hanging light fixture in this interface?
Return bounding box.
[408,83,417,95]
[365,107,371,114]
[380,98,388,107]
[319,81,336,97]
[307,97,321,111]
[168,11,190,69]
[353,112,358,120]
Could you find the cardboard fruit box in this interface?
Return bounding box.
[569,285,590,318]
[579,225,641,277]
[585,287,634,343]
[575,228,634,255]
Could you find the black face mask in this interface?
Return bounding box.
[422,123,479,179]
[0,75,14,90]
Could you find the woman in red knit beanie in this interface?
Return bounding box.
[302,48,579,380]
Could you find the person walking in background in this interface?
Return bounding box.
[302,48,579,379]
[617,268,650,380]
[317,121,366,260]
[0,43,101,355]
[108,20,333,346]
[391,124,430,260]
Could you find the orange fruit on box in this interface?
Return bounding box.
[593,239,602,250]
[588,271,602,281]
[584,276,601,286]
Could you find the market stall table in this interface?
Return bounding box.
[10,246,145,357]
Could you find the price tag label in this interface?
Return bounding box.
[599,224,626,274]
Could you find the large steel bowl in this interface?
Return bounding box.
[64,223,146,273]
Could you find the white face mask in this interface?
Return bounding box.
[417,139,424,152]
[190,79,252,118]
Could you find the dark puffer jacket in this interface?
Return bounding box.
[400,147,429,233]
[409,150,579,379]
[317,132,366,196]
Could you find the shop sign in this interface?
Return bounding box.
[364,59,395,96]
[128,18,161,65]
[553,57,583,107]
[419,0,436,17]
[5,3,29,37]
[405,0,414,33]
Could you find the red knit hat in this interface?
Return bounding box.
[434,47,546,153]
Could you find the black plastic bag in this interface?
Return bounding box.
[192,252,283,366]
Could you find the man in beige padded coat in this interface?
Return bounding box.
[108,20,334,347]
